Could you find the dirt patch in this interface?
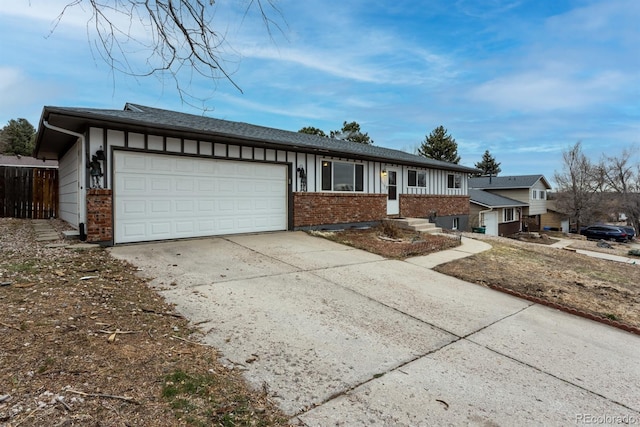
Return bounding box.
[310,224,462,259]
[0,219,289,426]
[435,233,640,330]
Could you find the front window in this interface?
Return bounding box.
[447,174,461,189]
[453,217,459,230]
[504,208,515,222]
[408,170,427,187]
[322,161,364,192]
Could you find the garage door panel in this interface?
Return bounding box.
[198,200,215,211]
[119,153,146,170]
[198,179,215,192]
[151,178,171,192]
[175,221,195,234]
[150,157,172,171]
[176,200,195,214]
[122,223,146,239]
[150,222,172,237]
[198,220,215,232]
[122,176,146,192]
[174,178,194,193]
[115,152,287,243]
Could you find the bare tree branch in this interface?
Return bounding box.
[553,142,600,230]
[53,0,285,104]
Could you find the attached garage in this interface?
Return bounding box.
[113,151,287,243]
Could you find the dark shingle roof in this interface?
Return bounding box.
[469,175,550,190]
[37,103,479,173]
[469,189,528,208]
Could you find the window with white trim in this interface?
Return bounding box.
[408,170,427,187]
[452,217,459,230]
[447,174,461,189]
[321,161,364,191]
[532,190,538,199]
[503,208,515,222]
[540,190,546,200]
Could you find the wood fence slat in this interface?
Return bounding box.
[0,166,6,217]
[0,166,58,219]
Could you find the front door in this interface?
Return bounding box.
[386,169,399,215]
[483,211,498,236]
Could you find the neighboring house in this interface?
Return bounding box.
[34,103,479,244]
[469,189,528,236]
[468,175,551,235]
[541,200,570,233]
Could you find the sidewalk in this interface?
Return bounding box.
[411,234,638,269]
[406,236,492,269]
[551,238,638,265]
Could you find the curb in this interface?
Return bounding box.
[486,284,640,336]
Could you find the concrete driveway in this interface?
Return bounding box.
[110,231,640,425]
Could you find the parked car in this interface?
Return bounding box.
[580,225,629,242]
[621,226,636,240]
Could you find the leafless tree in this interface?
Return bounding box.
[553,142,601,231]
[52,0,284,103]
[598,146,640,233]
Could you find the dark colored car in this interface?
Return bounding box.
[580,225,629,242]
[621,226,636,240]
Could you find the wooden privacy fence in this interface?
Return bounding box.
[0,166,59,219]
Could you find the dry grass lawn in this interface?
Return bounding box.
[0,219,289,427]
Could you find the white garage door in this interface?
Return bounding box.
[114,151,287,243]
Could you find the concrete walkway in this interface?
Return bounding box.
[31,220,99,249]
[110,231,640,426]
[406,236,492,269]
[550,238,639,265]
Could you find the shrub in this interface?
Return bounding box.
[378,221,402,239]
[628,249,640,257]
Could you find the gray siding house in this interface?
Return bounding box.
[469,175,551,235]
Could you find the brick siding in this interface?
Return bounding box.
[86,189,113,243]
[400,195,469,218]
[293,192,387,228]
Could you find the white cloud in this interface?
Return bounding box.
[240,45,388,84]
[468,70,629,113]
[214,92,336,122]
[0,67,60,125]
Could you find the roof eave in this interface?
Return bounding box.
[35,106,480,173]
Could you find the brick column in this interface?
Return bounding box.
[86,189,113,243]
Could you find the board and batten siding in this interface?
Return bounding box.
[58,139,81,227]
[88,127,468,197]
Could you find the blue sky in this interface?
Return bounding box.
[1,0,638,187]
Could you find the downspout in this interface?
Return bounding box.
[42,121,87,239]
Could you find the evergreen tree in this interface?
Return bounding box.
[330,121,374,145]
[474,150,502,176]
[418,125,460,163]
[298,126,327,137]
[0,118,36,156]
